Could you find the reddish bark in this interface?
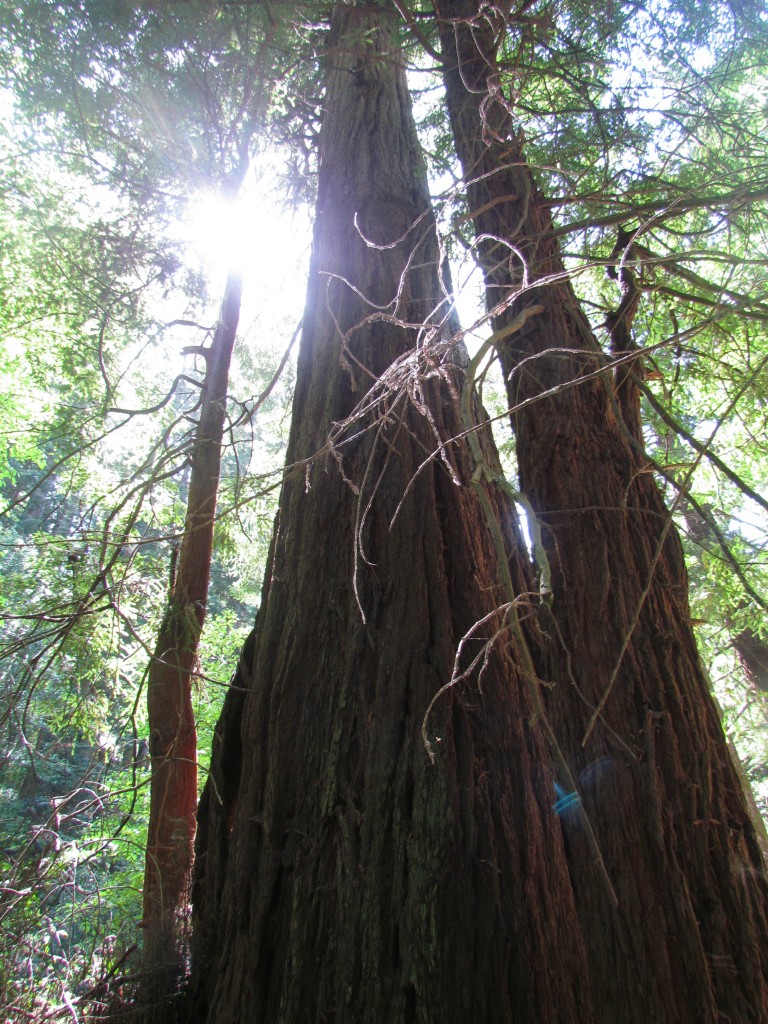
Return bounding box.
[436,2,768,1019]
[141,272,242,1001]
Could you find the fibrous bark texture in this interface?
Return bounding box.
[436,1,768,1020]
[189,5,594,1022]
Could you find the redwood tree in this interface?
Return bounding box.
[189,3,590,1020]
[185,2,768,1022]
[433,1,768,1018]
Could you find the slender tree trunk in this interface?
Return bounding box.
[435,2,768,1020]
[189,5,596,1021]
[141,271,242,1007]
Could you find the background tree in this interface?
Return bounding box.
[0,3,296,1016]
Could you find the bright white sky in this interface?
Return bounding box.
[180,168,312,318]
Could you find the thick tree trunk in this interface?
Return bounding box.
[141,272,242,1007]
[188,5,596,1022]
[436,2,768,1020]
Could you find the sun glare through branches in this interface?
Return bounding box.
[179,167,311,313]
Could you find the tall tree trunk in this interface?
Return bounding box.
[141,271,242,1007]
[435,2,768,1020]
[189,4,596,1021]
